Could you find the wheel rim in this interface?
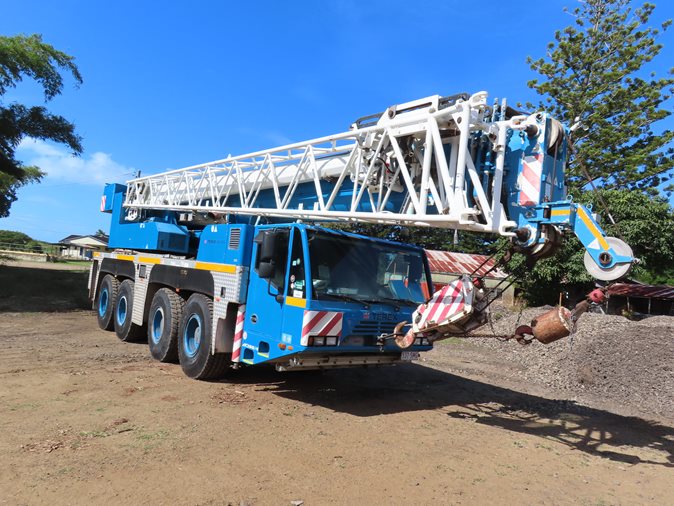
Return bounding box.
[183,314,202,358]
[117,295,128,325]
[151,307,165,344]
[98,287,108,317]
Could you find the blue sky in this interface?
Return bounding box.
[1,0,673,242]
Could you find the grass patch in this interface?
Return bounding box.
[134,429,170,453]
[135,430,169,441]
[436,337,464,346]
[53,259,91,267]
[79,430,110,438]
[9,402,40,411]
[0,265,89,312]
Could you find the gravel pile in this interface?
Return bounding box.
[467,305,674,418]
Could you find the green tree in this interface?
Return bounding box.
[0,229,35,244]
[527,0,673,194]
[0,167,42,218]
[0,34,83,217]
[0,228,43,252]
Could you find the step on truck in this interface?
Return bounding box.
[88,91,634,380]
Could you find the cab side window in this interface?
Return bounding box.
[254,229,289,291]
[286,230,306,298]
[271,233,289,291]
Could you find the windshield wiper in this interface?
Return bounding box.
[317,293,370,307]
[365,296,420,307]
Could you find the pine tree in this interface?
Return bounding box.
[527,0,673,194]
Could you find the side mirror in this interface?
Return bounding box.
[255,230,278,263]
[259,261,284,304]
[258,261,275,279]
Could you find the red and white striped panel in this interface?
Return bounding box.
[414,279,466,331]
[231,304,246,362]
[100,195,107,212]
[518,153,544,207]
[301,310,343,346]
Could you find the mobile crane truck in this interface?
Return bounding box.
[88,91,634,380]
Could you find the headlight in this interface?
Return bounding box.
[307,336,338,346]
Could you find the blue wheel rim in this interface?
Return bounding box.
[98,287,109,317]
[116,295,128,325]
[183,314,202,358]
[151,307,164,344]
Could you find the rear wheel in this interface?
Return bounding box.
[148,288,183,363]
[114,279,146,342]
[178,294,229,380]
[96,275,119,331]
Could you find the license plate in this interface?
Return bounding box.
[400,351,420,362]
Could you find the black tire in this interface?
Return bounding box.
[96,275,119,331]
[114,279,146,342]
[178,294,229,380]
[148,288,184,363]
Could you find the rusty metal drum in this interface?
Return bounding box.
[531,306,572,344]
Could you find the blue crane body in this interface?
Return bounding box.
[88,91,634,380]
[92,184,431,377]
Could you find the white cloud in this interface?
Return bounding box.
[292,83,326,106]
[235,127,294,148]
[16,138,134,185]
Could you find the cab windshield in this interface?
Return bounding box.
[307,230,429,305]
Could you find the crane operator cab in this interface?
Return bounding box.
[242,224,433,370]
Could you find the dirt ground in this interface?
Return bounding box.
[0,262,673,505]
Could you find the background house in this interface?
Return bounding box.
[59,234,108,260]
[607,282,674,317]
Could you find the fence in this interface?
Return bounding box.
[0,242,61,255]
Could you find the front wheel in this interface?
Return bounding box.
[114,279,146,342]
[178,294,229,380]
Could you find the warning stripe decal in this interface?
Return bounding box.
[577,206,610,251]
[416,279,466,330]
[97,252,238,273]
[301,310,343,346]
[231,305,246,363]
[518,153,543,207]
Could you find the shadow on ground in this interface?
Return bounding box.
[227,363,674,468]
[0,265,89,312]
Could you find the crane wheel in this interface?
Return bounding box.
[96,274,119,331]
[148,288,184,363]
[178,294,229,380]
[114,279,146,342]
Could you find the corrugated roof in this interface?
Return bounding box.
[59,234,108,246]
[609,283,674,300]
[425,249,507,279]
[59,234,82,243]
